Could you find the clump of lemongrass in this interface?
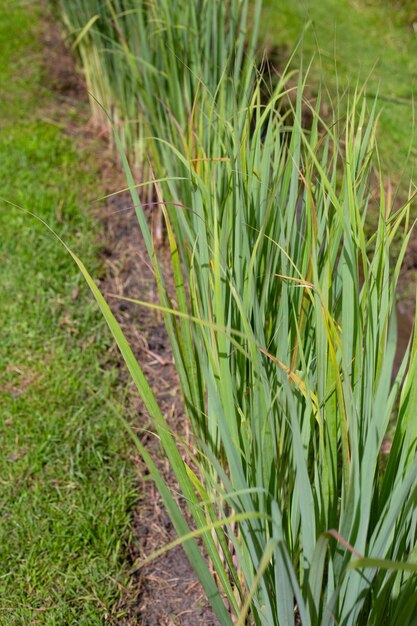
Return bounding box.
[79,70,417,624]
[57,0,417,623]
[126,67,417,624]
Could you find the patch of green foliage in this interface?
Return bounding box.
[263,0,417,193]
[0,3,135,624]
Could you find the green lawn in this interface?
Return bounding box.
[263,0,417,192]
[0,3,135,624]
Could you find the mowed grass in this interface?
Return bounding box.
[0,3,135,624]
[263,0,417,191]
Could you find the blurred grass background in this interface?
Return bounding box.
[263,0,417,193]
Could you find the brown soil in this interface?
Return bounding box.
[40,9,218,626]
[100,193,218,626]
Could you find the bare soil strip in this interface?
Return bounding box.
[44,11,218,626]
[101,196,218,626]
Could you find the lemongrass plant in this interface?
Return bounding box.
[123,70,417,624]
[78,76,417,625]
[56,1,417,624]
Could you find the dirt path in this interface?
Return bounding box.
[44,12,218,626]
[100,195,218,626]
